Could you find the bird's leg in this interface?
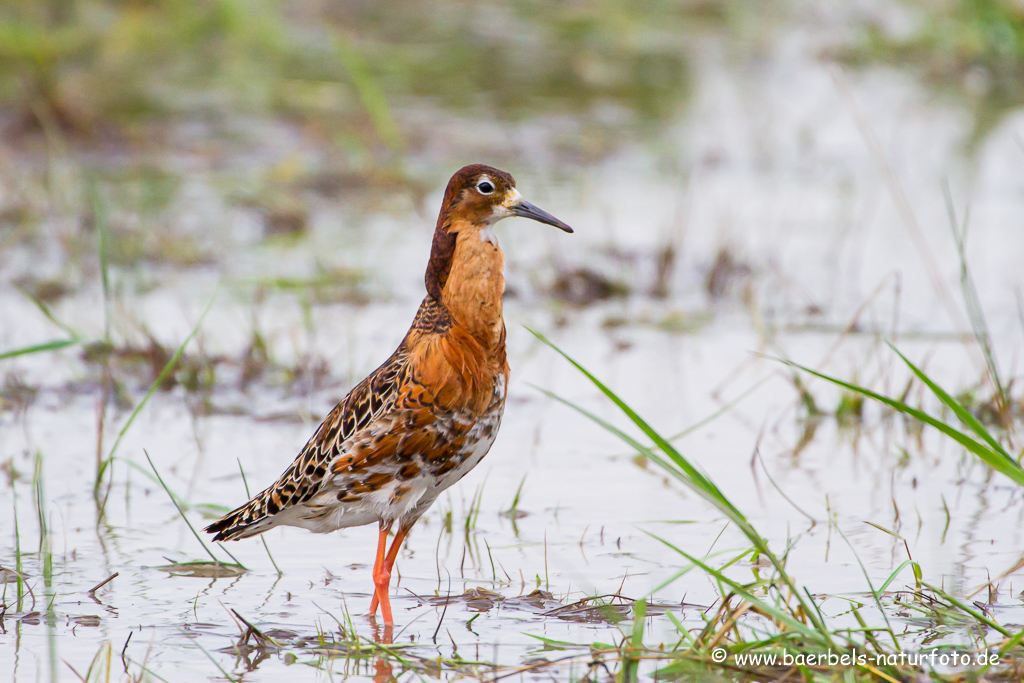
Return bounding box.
[369,526,408,624]
[382,527,407,583]
[369,524,390,619]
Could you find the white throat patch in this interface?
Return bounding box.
[481,225,499,245]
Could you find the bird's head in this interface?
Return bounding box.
[439,164,573,234]
[426,164,572,301]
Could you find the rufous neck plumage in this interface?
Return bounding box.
[421,163,572,354]
[438,220,506,352]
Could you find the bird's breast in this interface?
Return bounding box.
[441,228,506,351]
[406,323,508,417]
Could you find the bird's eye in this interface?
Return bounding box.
[476,180,495,195]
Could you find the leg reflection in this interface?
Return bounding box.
[368,616,395,683]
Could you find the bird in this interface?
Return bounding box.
[205,164,572,624]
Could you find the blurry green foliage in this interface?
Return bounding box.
[0,0,293,128]
[848,0,1024,141]
[0,0,705,142]
[345,0,697,123]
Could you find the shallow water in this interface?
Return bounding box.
[2,2,1024,681]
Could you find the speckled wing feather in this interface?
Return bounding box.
[205,297,467,542]
[298,369,505,530]
[205,347,409,541]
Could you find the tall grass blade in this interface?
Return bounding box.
[528,328,831,638]
[887,343,1011,460]
[924,583,1012,638]
[623,599,646,682]
[145,451,243,571]
[1,288,82,361]
[13,490,24,611]
[18,287,81,338]
[331,32,403,150]
[0,338,79,362]
[645,531,819,640]
[876,559,921,594]
[104,292,218,464]
[237,458,282,576]
[836,528,900,650]
[96,290,218,508]
[943,184,1007,413]
[782,351,1024,488]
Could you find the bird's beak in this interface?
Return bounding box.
[511,199,574,233]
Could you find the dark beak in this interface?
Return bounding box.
[511,200,574,233]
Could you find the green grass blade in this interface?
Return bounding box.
[105,291,218,464]
[645,534,753,595]
[888,343,1011,459]
[13,491,24,611]
[531,385,746,532]
[529,329,830,636]
[238,458,282,576]
[665,610,695,649]
[0,338,80,361]
[623,599,646,681]
[95,292,217,509]
[876,559,921,594]
[996,627,1024,658]
[145,450,242,570]
[782,358,1024,488]
[526,331,748,531]
[331,32,403,150]
[17,288,81,338]
[836,528,900,650]
[923,582,1012,637]
[649,533,824,642]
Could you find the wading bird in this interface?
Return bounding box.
[205,165,572,624]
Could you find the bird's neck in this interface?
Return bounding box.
[438,222,506,354]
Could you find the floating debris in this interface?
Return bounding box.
[0,567,21,584]
[550,268,630,306]
[424,588,560,614]
[154,561,247,578]
[705,246,752,301]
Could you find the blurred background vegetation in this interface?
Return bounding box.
[0,0,1020,172]
[842,0,1024,141]
[0,0,1022,276]
[0,1,1020,141]
[0,0,708,155]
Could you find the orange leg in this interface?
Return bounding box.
[368,526,408,624]
[369,526,389,619]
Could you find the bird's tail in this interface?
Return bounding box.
[204,494,276,542]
